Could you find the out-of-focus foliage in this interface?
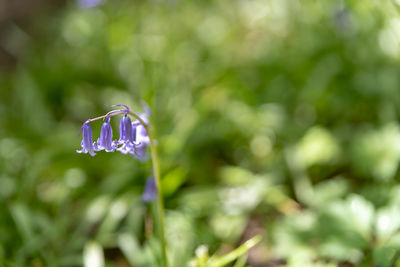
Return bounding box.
[1,0,400,266]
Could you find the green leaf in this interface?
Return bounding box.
[208,236,261,267]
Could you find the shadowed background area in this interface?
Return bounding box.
[1,0,400,266]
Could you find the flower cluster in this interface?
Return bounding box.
[76,106,150,161]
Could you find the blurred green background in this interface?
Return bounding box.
[2,0,400,266]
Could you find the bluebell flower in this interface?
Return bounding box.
[133,142,148,161]
[77,123,96,156]
[118,115,133,143]
[77,105,154,158]
[118,115,135,154]
[142,177,157,203]
[136,124,150,146]
[131,114,150,160]
[118,142,135,155]
[134,114,150,146]
[96,117,117,152]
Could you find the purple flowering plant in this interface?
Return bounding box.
[77,104,149,160]
[77,104,168,266]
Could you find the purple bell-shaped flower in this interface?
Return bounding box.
[133,142,147,161]
[96,117,117,152]
[142,177,157,203]
[117,115,135,154]
[77,123,96,156]
[118,115,133,143]
[130,114,150,160]
[134,113,150,146]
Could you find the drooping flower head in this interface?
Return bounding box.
[133,142,147,161]
[118,115,133,143]
[131,113,150,160]
[142,177,157,203]
[76,104,153,159]
[77,123,96,156]
[96,117,116,152]
[134,113,150,146]
[117,114,135,154]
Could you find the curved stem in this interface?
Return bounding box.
[79,109,128,135]
[129,112,168,267]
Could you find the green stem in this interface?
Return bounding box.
[129,112,168,267]
[390,249,400,267]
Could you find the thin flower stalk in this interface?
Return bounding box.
[129,111,168,267]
